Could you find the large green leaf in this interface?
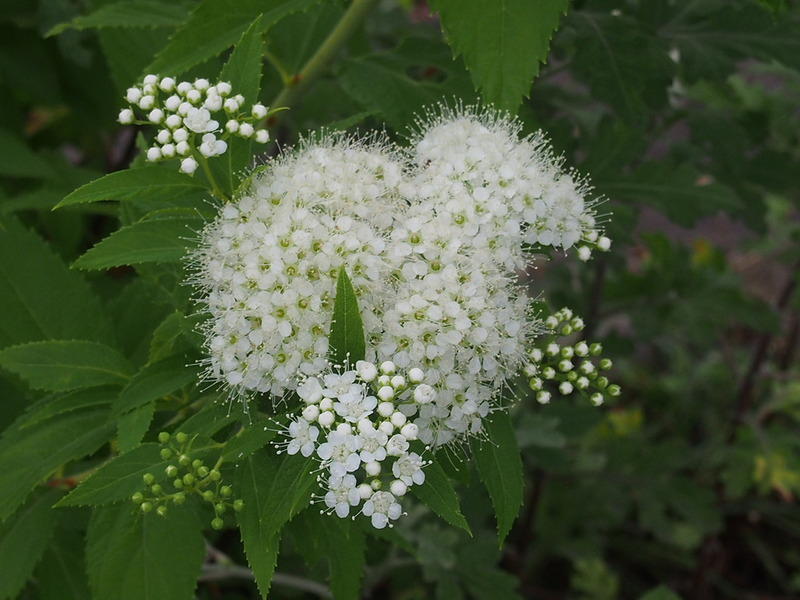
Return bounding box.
[147,0,319,76]
[0,489,62,600]
[17,386,115,429]
[430,0,568,111]
[0,219,113,347]
[117,401,155,452]
[55,166,207,209]
[328,267,366,366]
[47,1,190,36]
[471,411,523,544]
[34,524,91,600]
[0,340,132,392]
[86,503,205,600]
[410,457,471,534]
[209,14,265,194]
[73,212,203,270]
[114,355,197,416]
[236,449,317,598]
[58,439,216,507]
[0,407,113,521]
[339,38,474,129]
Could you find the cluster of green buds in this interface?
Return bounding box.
[130,431,243,530]
[525,307,621,406]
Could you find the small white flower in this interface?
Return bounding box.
[356,360,378,382]
[143,74,158,86]
[138,95,155,110]
[324,474,360,518]
[176,141,190,156]
[413,384,435,404]
[146,146,161,161]
[225,119,239,134]
[125,87,142,103]
[224,97,240,112]
[193,78,210,91]
[176,81,192,95]
[297,377,324,403]
[184,107,218,133]
[252,103,267,119]
[165,114,182,129]
[159,77,175,92]
[161,143,175,158]
[317,430,361,477]
[385,434,409,457]
[255,129,270,144]
[217,81,232,96]
[156,129,171,144]
[186,89,201,103]
[362,491,402,529]
[392,452,426,486]
[238,122,254,137]
[286,418,319,457]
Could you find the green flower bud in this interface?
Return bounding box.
[607,384,621,397]
[173,492,186,505]
[192,459,203,469]
[233,499,244,512]
[150,484,162,495]
[160,448,173,460]
[215,503,226,514]
[182,473,195,486]
[566,371,578,382]
[142,473,155,485]
[158,431,170,444]
[220,485,232,498]
[178,454,191,466]
[596,376,609,389]
[209,469,222,481]
[202,490,215,501]
[175,432,188,444]
[197,466,209,478]
[599,358,613,370]
[590,343,603,356]
[211,517,224,530]
[166,465,178,477]
[131,492,144,504]
[173,478,184,489]
[140,502,153,513]
[156,505,168,517]
[561,324,573,335]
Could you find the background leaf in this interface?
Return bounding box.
[328,267,366,366]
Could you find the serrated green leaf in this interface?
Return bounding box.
[339,38,474,129]
[220,417,281,462]
[320,517,365,600]
[0,407,113,521]
[208,15,265,194]
[236,448,317,598]
[18,386,115,429]
[0,129,55,179]
[471,411,523,544]
[0,489,62,600]
[0,219,113,347]
[117,401,155,452]
[47,1,190,37]
[0,340,132,391]
[411,457,471,534]
[57,439,216,507]
[73,213,203,270]
[115,355,197,416]
[149,311,203,362]
[329,267,365,366]
[55,166,207,209]
[430,0,568,111]
[147,0,320,77]
[87,503,204,600]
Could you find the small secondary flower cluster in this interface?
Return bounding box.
[277,361,432,529]
[524,308,621,406]
[118,74,270,175]
[131,431,243,530]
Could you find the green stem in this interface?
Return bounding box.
[267,0,379,121]
[198,154,229,202]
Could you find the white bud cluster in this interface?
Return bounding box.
[277,361,431,529]
[118,74,271,174]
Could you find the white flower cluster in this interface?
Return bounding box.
[118,74,270,174]
[193,106,612,448]
[278,361,432,529]
[191,136,405,396]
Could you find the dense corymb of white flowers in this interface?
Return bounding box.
[277,361,430,529]
[118,74,271,174]
[192,105,611,446]
[191,136,406,396]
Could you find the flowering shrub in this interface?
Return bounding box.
[1,1,799,600]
